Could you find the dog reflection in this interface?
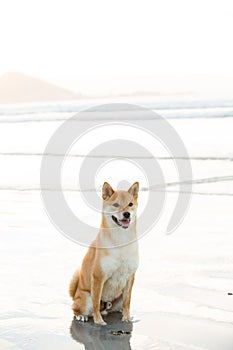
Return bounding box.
[70,313,133,350]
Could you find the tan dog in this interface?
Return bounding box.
[69,182,139,325]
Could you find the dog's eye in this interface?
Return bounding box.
[128,202,133,207]
[113,203,119,207]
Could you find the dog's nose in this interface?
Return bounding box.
[123,211,130,219]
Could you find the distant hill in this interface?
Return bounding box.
[0,72,79,103]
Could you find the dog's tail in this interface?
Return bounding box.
[69,269,80,299]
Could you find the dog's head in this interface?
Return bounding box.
[102,182,139,230]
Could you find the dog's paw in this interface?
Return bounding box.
[94,318,107,326]
[122,314,132,322]
[75,315,88,322]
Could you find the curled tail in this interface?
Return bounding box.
[69,269,79,299]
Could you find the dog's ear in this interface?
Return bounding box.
[128,182,139,199]
[102,182,115,200]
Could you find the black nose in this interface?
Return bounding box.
[123,211,130,219]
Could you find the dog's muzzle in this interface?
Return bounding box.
[112,215,131,229]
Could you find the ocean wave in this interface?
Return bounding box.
[0,152,232,161]
[0,175,232,195]
[0,98,233,122]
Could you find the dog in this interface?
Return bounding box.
[69,181,139,325]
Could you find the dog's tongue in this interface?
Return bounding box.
[119,220,130,228]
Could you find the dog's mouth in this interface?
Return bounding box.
[112,215,131,229]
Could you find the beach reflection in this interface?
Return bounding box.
[70,312,133,350]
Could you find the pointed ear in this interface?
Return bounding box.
[128,182,139,199]
[102,182,115,200]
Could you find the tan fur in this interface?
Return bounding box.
[69,269,80,299]
[69,182,139,325]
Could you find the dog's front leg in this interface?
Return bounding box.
[122,274,135,322]
[91,274,106,325]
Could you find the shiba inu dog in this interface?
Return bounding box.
[69,182,139,325]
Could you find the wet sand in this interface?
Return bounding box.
[70,311,233,350]
[1,191,233,350]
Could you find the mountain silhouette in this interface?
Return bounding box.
[0,72,79,103]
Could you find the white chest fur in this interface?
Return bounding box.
[100,242,139,302]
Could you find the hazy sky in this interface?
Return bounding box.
[0,0,233,94]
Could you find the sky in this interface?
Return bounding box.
[0,0,233,95]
